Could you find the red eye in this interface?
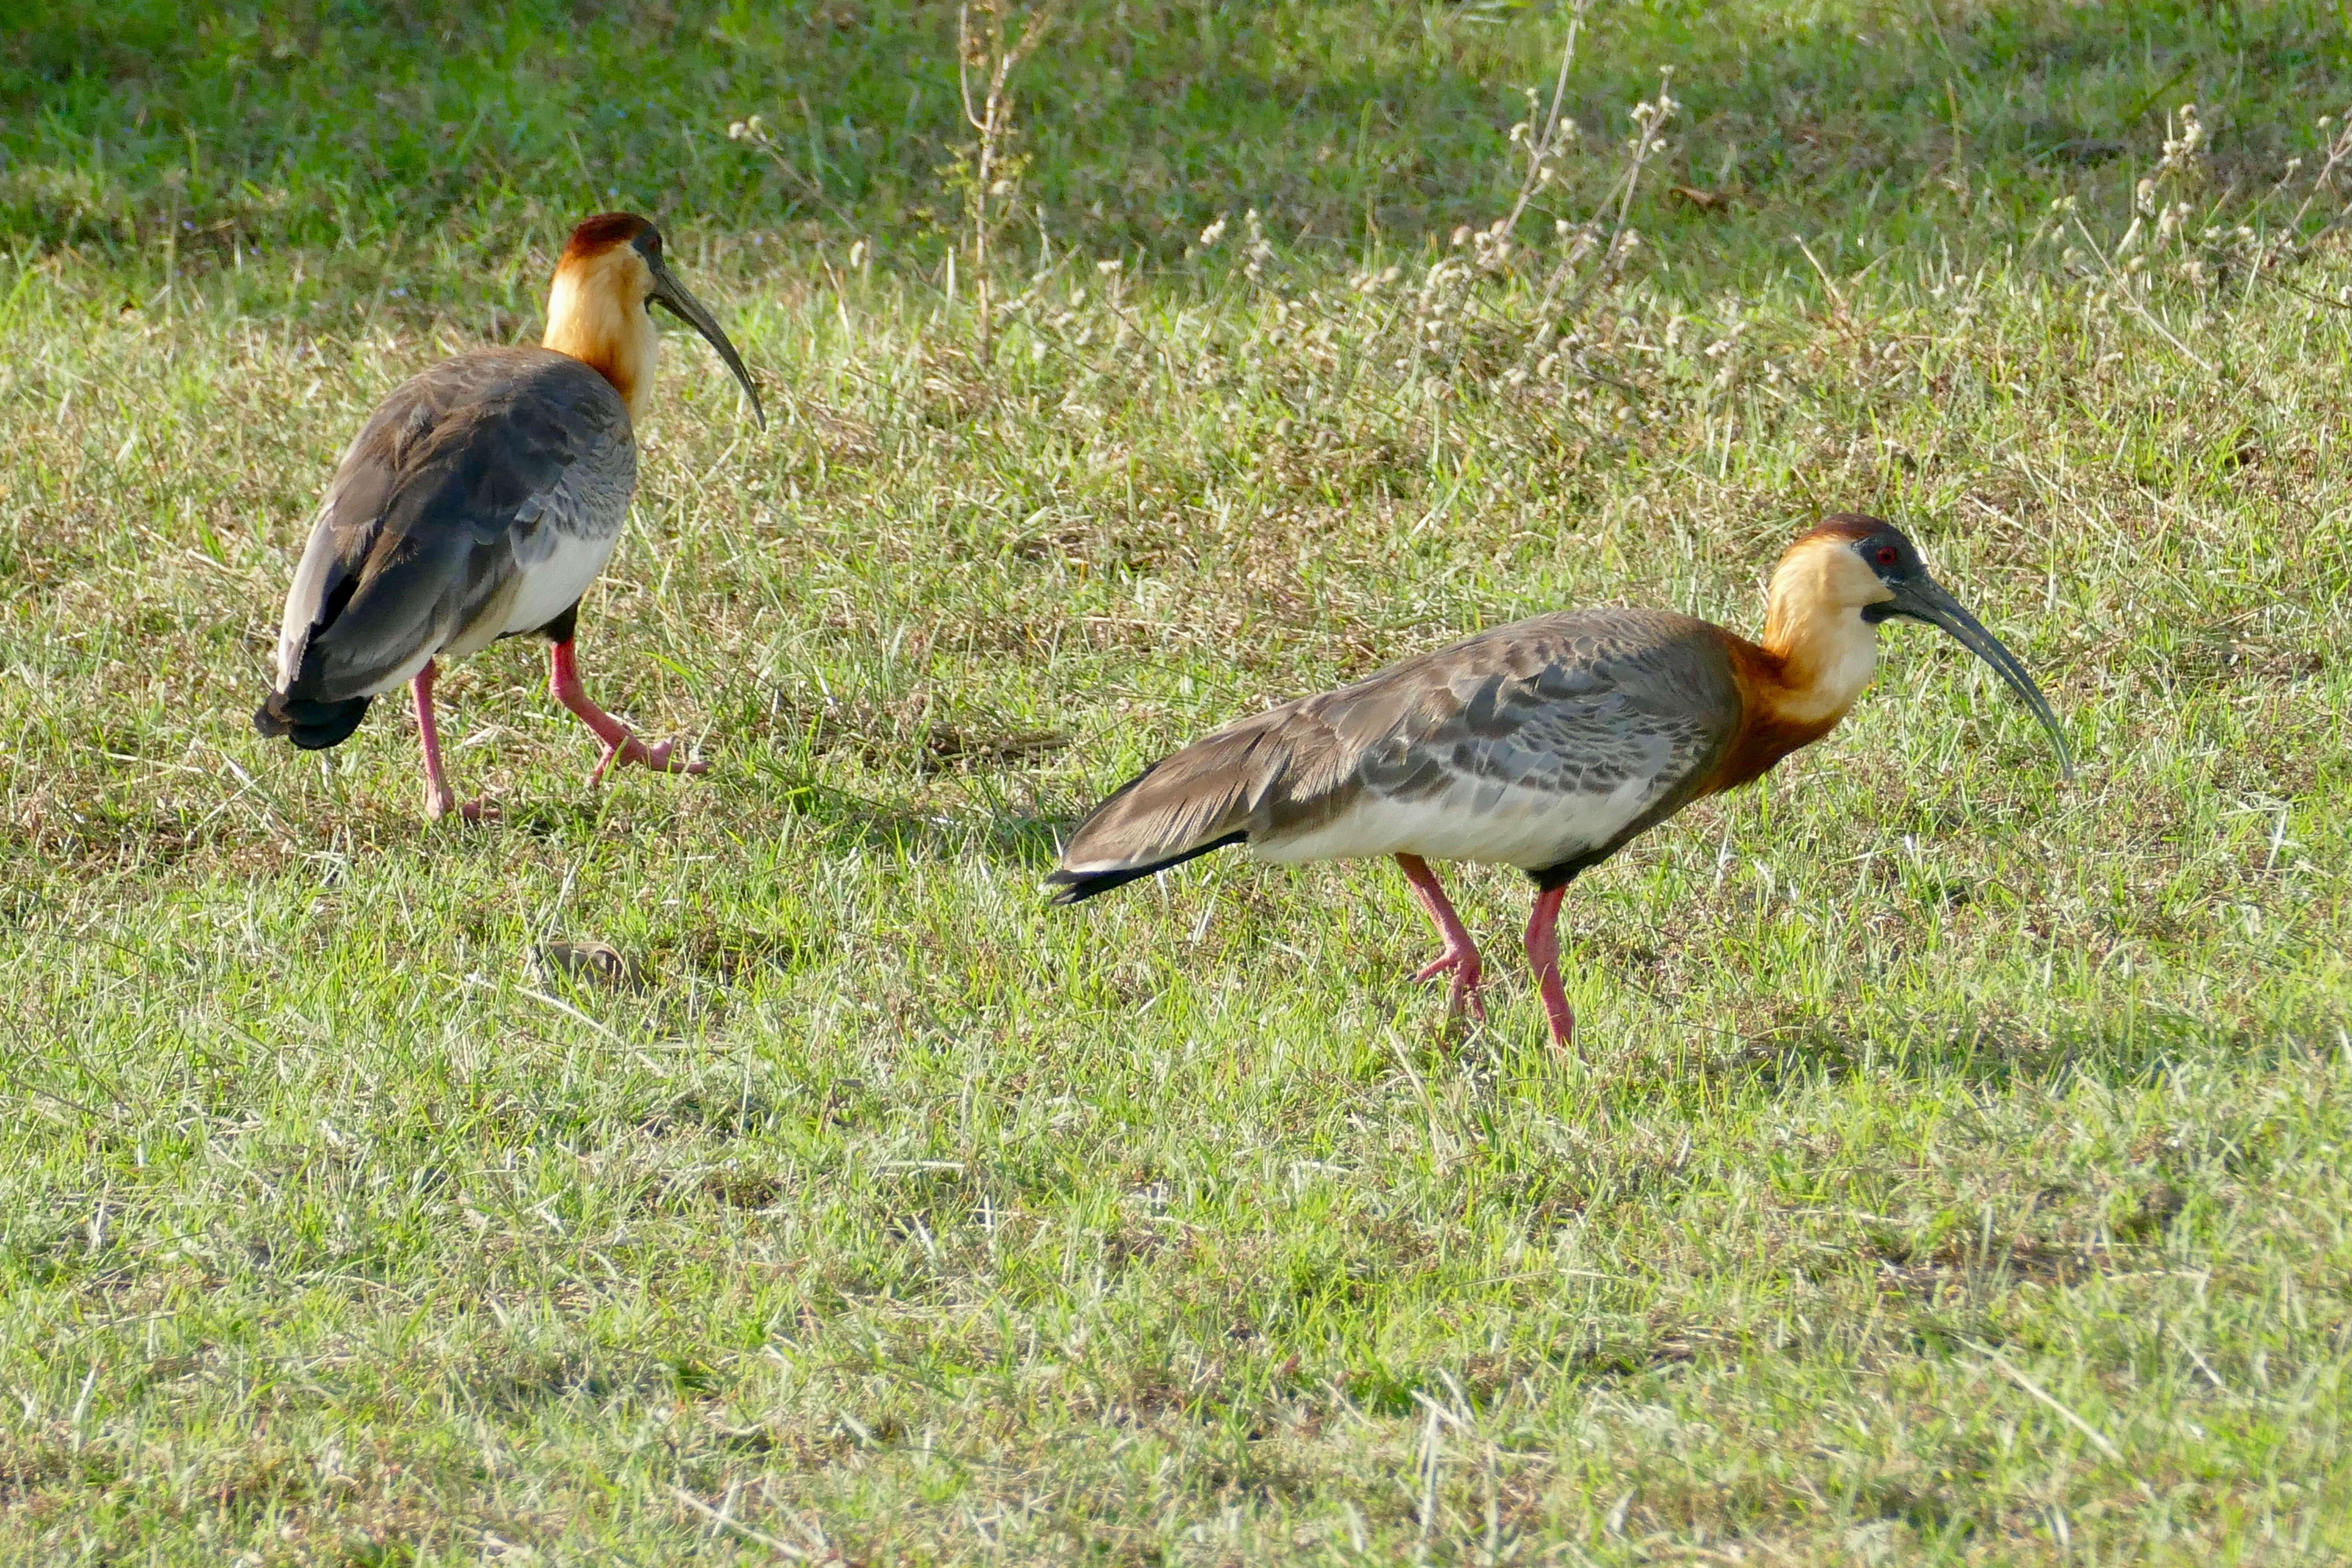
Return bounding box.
[1877,546,1899,565]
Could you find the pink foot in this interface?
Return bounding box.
[1523,884,1576,1052]
[423,786,498,823]
[587,732,710,786]
[551,638,710,788]
[1396,854,1488,1030]
[413,660,497,825]
[1413,944,1488,1021]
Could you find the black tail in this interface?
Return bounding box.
[1045,831,1248,905]
[254,691,372,750]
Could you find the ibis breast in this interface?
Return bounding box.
[271,347,637,707]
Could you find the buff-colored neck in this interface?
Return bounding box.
[1754,537,1883,726]
[542,250,659,424]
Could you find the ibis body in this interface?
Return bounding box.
[1049,516,2072,1049]
[255,212,763,820]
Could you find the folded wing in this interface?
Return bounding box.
[257,348,634,747]
[1050,608,1744,899]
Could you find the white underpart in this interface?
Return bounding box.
[502,523,622,642]
[353,523,623,690]
[1256,770,1669,872]
[359,645,438,698]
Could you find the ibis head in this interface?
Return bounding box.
[1795,514,2073,778]
[542,212,763,429]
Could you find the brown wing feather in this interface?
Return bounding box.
[259,348,631,744]
[1050,698,1350,888]
[1050,609,1746,897]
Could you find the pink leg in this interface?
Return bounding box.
[547,638,709,785]
[412,661,491,822]
[1396,854,1486,1022]
[1522,884,1575,1051]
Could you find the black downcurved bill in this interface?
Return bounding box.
[648,262,766,429]
[1883,574,2075,780]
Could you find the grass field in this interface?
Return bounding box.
[5,0,2352,1561]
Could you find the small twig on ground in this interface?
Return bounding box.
[957,0,1066,364]
[726,113,858,230]
[2065,211,2217,372]
[669,1485,812,1560]
[1496,0,1594,243]
[1970,1340,2154,1501]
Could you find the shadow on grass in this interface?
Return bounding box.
[1687,1002,2348,1101]
[747,756,1067,873]
[3,0,2340,286]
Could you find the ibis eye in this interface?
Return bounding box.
[1876,545,1899,566]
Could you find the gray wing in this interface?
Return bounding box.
[1055,608,1744,882]
[270,347,635,706]
[1335,609,1741,837]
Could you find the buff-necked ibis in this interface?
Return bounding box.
[254,212,763,820]
[1049,515,2072,1049]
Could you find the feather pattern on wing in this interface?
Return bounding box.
[1052,608,1745,894]
[261,347,635,730]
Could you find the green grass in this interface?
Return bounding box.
[5,0,2352,1561]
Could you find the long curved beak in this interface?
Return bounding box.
[648,260,765,430]
[1884,574,2074,780]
